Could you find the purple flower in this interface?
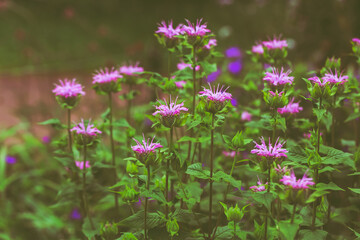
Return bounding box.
[206,69,221,83]
[263,36,288,50]
[280,171,315,189]
[155,20,183,39]
[322,70,348,85]
[277,98,303,115]
[177,61,200,71]
[75,161,91,170]
[231,98,238,107]
[52,79,85,98]
[222,151,239,158]
[131,135,163,155]
[228,60,242,75]
[352,38,360,45]
[42,136,51,144]
[5,156,16,164]
[269,90,284,97]
[251,137,288,159]
[225,47,242,58]
[274,164,289,175]
[252,44,264,54]
[241,111,252,121]
[71,119,102,137]
[119,63,144,76]
[263,67,294,86]
[92,68,122,84]
[250,177,267,192]
[153,96,188,117]
[181,18,211,37]
[204,39,217,50]
[174,80,186,89]
[308,76,327,87]
[199,83,232,102]
[70,208,82,220]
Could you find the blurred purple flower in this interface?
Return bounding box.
[241,111,252,121]
[206,69,221,83]
[225,47,242,58]
[144,118,153,127]
[42,136,51,144]
[231,98,238,107]
[5,156,16,164]
[70,208,81,220]
[227,60,242,75]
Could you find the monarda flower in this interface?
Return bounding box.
[119,63,144,84]
[352,38,360,45]
[274,164,289,175]
[181,18,211,46]
[277,98,303,115]
[177,60,200,71]
[262,36,288,50]
[92,68,122,93]
[251,43,264,54]
[175,80,186,89]
[204,39,217,50]
[249,177,267,192]
[153,96,188,128]
[71,119,102,145]
[263,67,294,86]
[241,111,252,121]
[155,20,183,48]
[132,135,163,166]
[280,171,314,189]
[251,137,288,159]
[225,47,242,58]
[228,60,242,75]
[322,70,348,85]
[75,161,91,170]
[199,83,232,113]
[53,79,85,108]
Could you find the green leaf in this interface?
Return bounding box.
[345,112,360,123]
[316,182,344,191]
[117,210,166,229]
[185,163,210,179]
[252,192,275,211]
[306,190,330,203]
[298,229,327,240]
[320,145,355,170]
[82,218,99,239]
[287,146,308,164]
[213,171,242,189]
[348,226,360,239]
[349,188,360,194]
[279,221,299,240]
[177,136,211,143]
[313,108,326,121]
[38,118,65,129]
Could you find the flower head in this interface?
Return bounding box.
[280,171,315,189]
[156,20,183,39]
[153,97,188,117]
[241,111,252,121]
[228,60,242,75]
[177,60,200,71]
[269,90,284,97]
[181,18,211,37]
[53,79,85,98]
[222,151,239,158]
[274,164,289,175]
[263,67,294,86]
[175,80,186,88]
[5,156,16,164]
[251,137,288,159]
[206,69,221,83]
[308,76,327,87]
[42,136,51,144]
[199,84,232,102]
[75,161,91,170]
[70,208,82,220]
[252,43,264,54]
[250,177,267,192]
[225,47,242,58]
[119,63,144,76]
[262,36,288,50]
[132,135,163,166]
[352,38,360,45]
[71,119,102,137]
[92,68,122,84]
[204,39,217,49]
[322,70,348,85]
[277,98,303,115]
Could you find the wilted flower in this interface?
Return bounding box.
[119,63,144,76]
[263,67,294,86]
[251,137,288,159]
[250,177,267,192]
[175,80,186,88]
[204,39,217,49]
[241,111,252,121]
[352,38,360,45]
[225,47,242,58]
[132,135,163,166]
[263,36,288,50]
[5,156,16,164]
[228,60,242,75]
[181,18,211,37]
[280,171,315,189]
[274,164,289,175]
[75,161,91,170]
[92,68,122,84]
[177,60,200,71]
[277,98,303,115]
[153,96,188,127]
[322,70,348,85]
[156,20,183,39]
[71,119,102,137]
[199,83,232,113]
[53,79,85,98]
[252,43,264,54]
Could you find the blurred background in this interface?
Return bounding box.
[0,0,359,130]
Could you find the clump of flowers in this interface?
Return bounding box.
[262,36,288,50]
[155,20,183,48]
[153,96,188,128]
[92,68,122,93]
[181,18,211,46]
[53,79,85,108]
[263,67,294,87]
[132,135,163,166]
[199,83,232,113]
[75,161,90,170]
[249,177,267,192]
[277,98,303,115]
[280,171,314,189]
[71,119,102,145]
[251,137,288,159]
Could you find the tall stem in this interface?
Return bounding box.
[209,113,215,238]
[67,109,72,151]
[331,95,336,147]
[108,92,119,212]
[82,144,95,230]
[166,127,173,218]
[144,165,151,240]
[291,203,297,224]
[192,46,197,117]
[264,160,271,240]
[233,221,236,240]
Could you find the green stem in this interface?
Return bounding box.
[145,165,151,240]
[233,221,236,240]
[264,160,271,240]
[82,144,95,230]
[67,108,72,152]
[109,92,119,212]
[165,127,173,218]
[192,46,197,117]
[331,95,336,147]
[291,203,297,224]
[209,113,215,238]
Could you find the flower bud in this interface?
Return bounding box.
[100,221,118,240]
[119,232,138,240]
[126,161,138,175]
[120,186,140,203]
[166,218,180,237]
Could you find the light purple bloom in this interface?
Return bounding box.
[251,137,288,158]
[308,76,327,87]
[250,177,267,192]
[228,60,242,75]
[199,83,232,102]
[119,63,144,76]
[177,61,200,71]
[322,70,348,85]
[280,171,315,189]
[222,151,239,158]
[75,161,90,170]
[277,98,303,115]
[52,79,85,98]
[241,111,252,121]
[70,208,82,220]
[5,156,16,164]
[274,164,289,175]
[252,44,264,54]
[263,37,288,50]
[131,135,163,155]
[352,38,360,45]
[263,67,294,86]
[92,68,122,84]
[42,136,51,144]
[175,80,186,88]
[231,98,238,107]
[71,119,102,137]
[204,39,217,50]
[181,18,211,37]
[206,69,221,83]
[153,97,188,117]
[156,20,183,39]
[225,47,242,58]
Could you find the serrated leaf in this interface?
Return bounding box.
[185,163,210,179]
[117,210,166,229]
[345,112,360,123]
[299,229,327,240]
[316,182,344,191]
[279,221,299,240]
[252,192,275,211]
[349,188,360,194]
[213,171,242,189]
